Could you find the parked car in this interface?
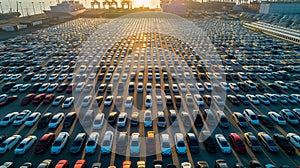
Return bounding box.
[14,136,37,155]
[34,133,55,154]
[0,135,22,154]
[70,133,87,154]
[215,134,231,154]
[51,132,69,155]
[257,132,279,153]
[243,132,262,152]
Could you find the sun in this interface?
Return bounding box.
[133,0,151,7]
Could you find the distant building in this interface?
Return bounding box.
[162,0,187,16]
[259,2,300,14]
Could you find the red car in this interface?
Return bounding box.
[43,94,55,104]
[146,131,156,153]
[229,133,246,153]
[122,161,132,168]
[66,83,75,93]
[34,132,55,154]
[21,93,36,106]
[0,95,18,106]
[114,96,123,106]
[32,93,46,105]
[55,160,69,168]
[74,160,87,168]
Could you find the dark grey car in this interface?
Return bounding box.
[70,133,86,154]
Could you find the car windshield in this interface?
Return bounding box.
[177,141,185,147]
[2,117,9,121]
[131,141,139,146]
[162,142,170,148]
[250,115,257,120]
[87,140,95,146]
[37,140,46,146]
[17,143,25,148]
[251,140,259,146]
[103,140,110,146]
[94,119,102,124]
[72,140,81,146]
[221,141,228,147]
[53,141,62,146]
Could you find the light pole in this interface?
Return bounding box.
[32,2,36,15]
[0,2,3,13]
[39,2,42,13]
[19,1,24,16]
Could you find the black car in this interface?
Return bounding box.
[196,161,209,168]
[268,83,282,92]
[255,83,265,91]
[29,83,43,92]
[257,115,275,128]
[236,94,250,105]
[227,95,240,105]
[20,162,33,168]
[63,112,77,128]
[237,82,249,92]
[70,133,87,154]
[249,160,263,168]
[203,136,217,153]
[23,73,35,81]
[273,133,295,155]
[2,82,16,91]
[186,133,200,154]
[193,111,203,128]
[115,132,128,155]
[152,160,163,168]
[56,83,68,93]
[166,165,177,168]
[107,112,118,124]
[37,113,53,129]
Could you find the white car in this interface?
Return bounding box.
[14,136,37,155]
[268,112,286,125]
[31,74,41,81]
[81,95,92,107]
[274,81,288,89]
[144,110,152,127]
[52,95,65,106]
[49,74,58,81]
[174,133,186,154]
[145,95,152,108]
[137,82,143,92]
[279,109,299,126]
[117,112,127,127]
[256,94,270,105]
[196,83,205,92]
[0,135,22,154]
[160,134,171,156]
[286,133,300,149]
[229,83,239,91]
[0,112,19,127]
[48,113,65,129]
[246,94,260,105]
[185,94,194,106]
[93,113,105,129]
[125,96,133,108]
[194,94,204,106]
[104,95,113,106]
[19,84,32,93]
[39,74,47,81]
[62,97,74,108]
[58,74,68,81]
[146,83,152,93]
[38,83,50,92]
[85,132,99,154]
[292,108,300,120]
[10,84,23,93]
[204,82,212,92]
[51,132,69,155]
[47,83,58,93]
[178,83,187,93]
[156,95,163,105]
[220,82,230,91]
[243,109,259,126]
[24,112,41,127]
[181,162,192,168]
[215,134,231,154]
[172,84,179,93]
[75,82,85,92]
[13,110,32,126]
[101,131,114,154]
[130,133,140,154]
[213,95,224,106]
